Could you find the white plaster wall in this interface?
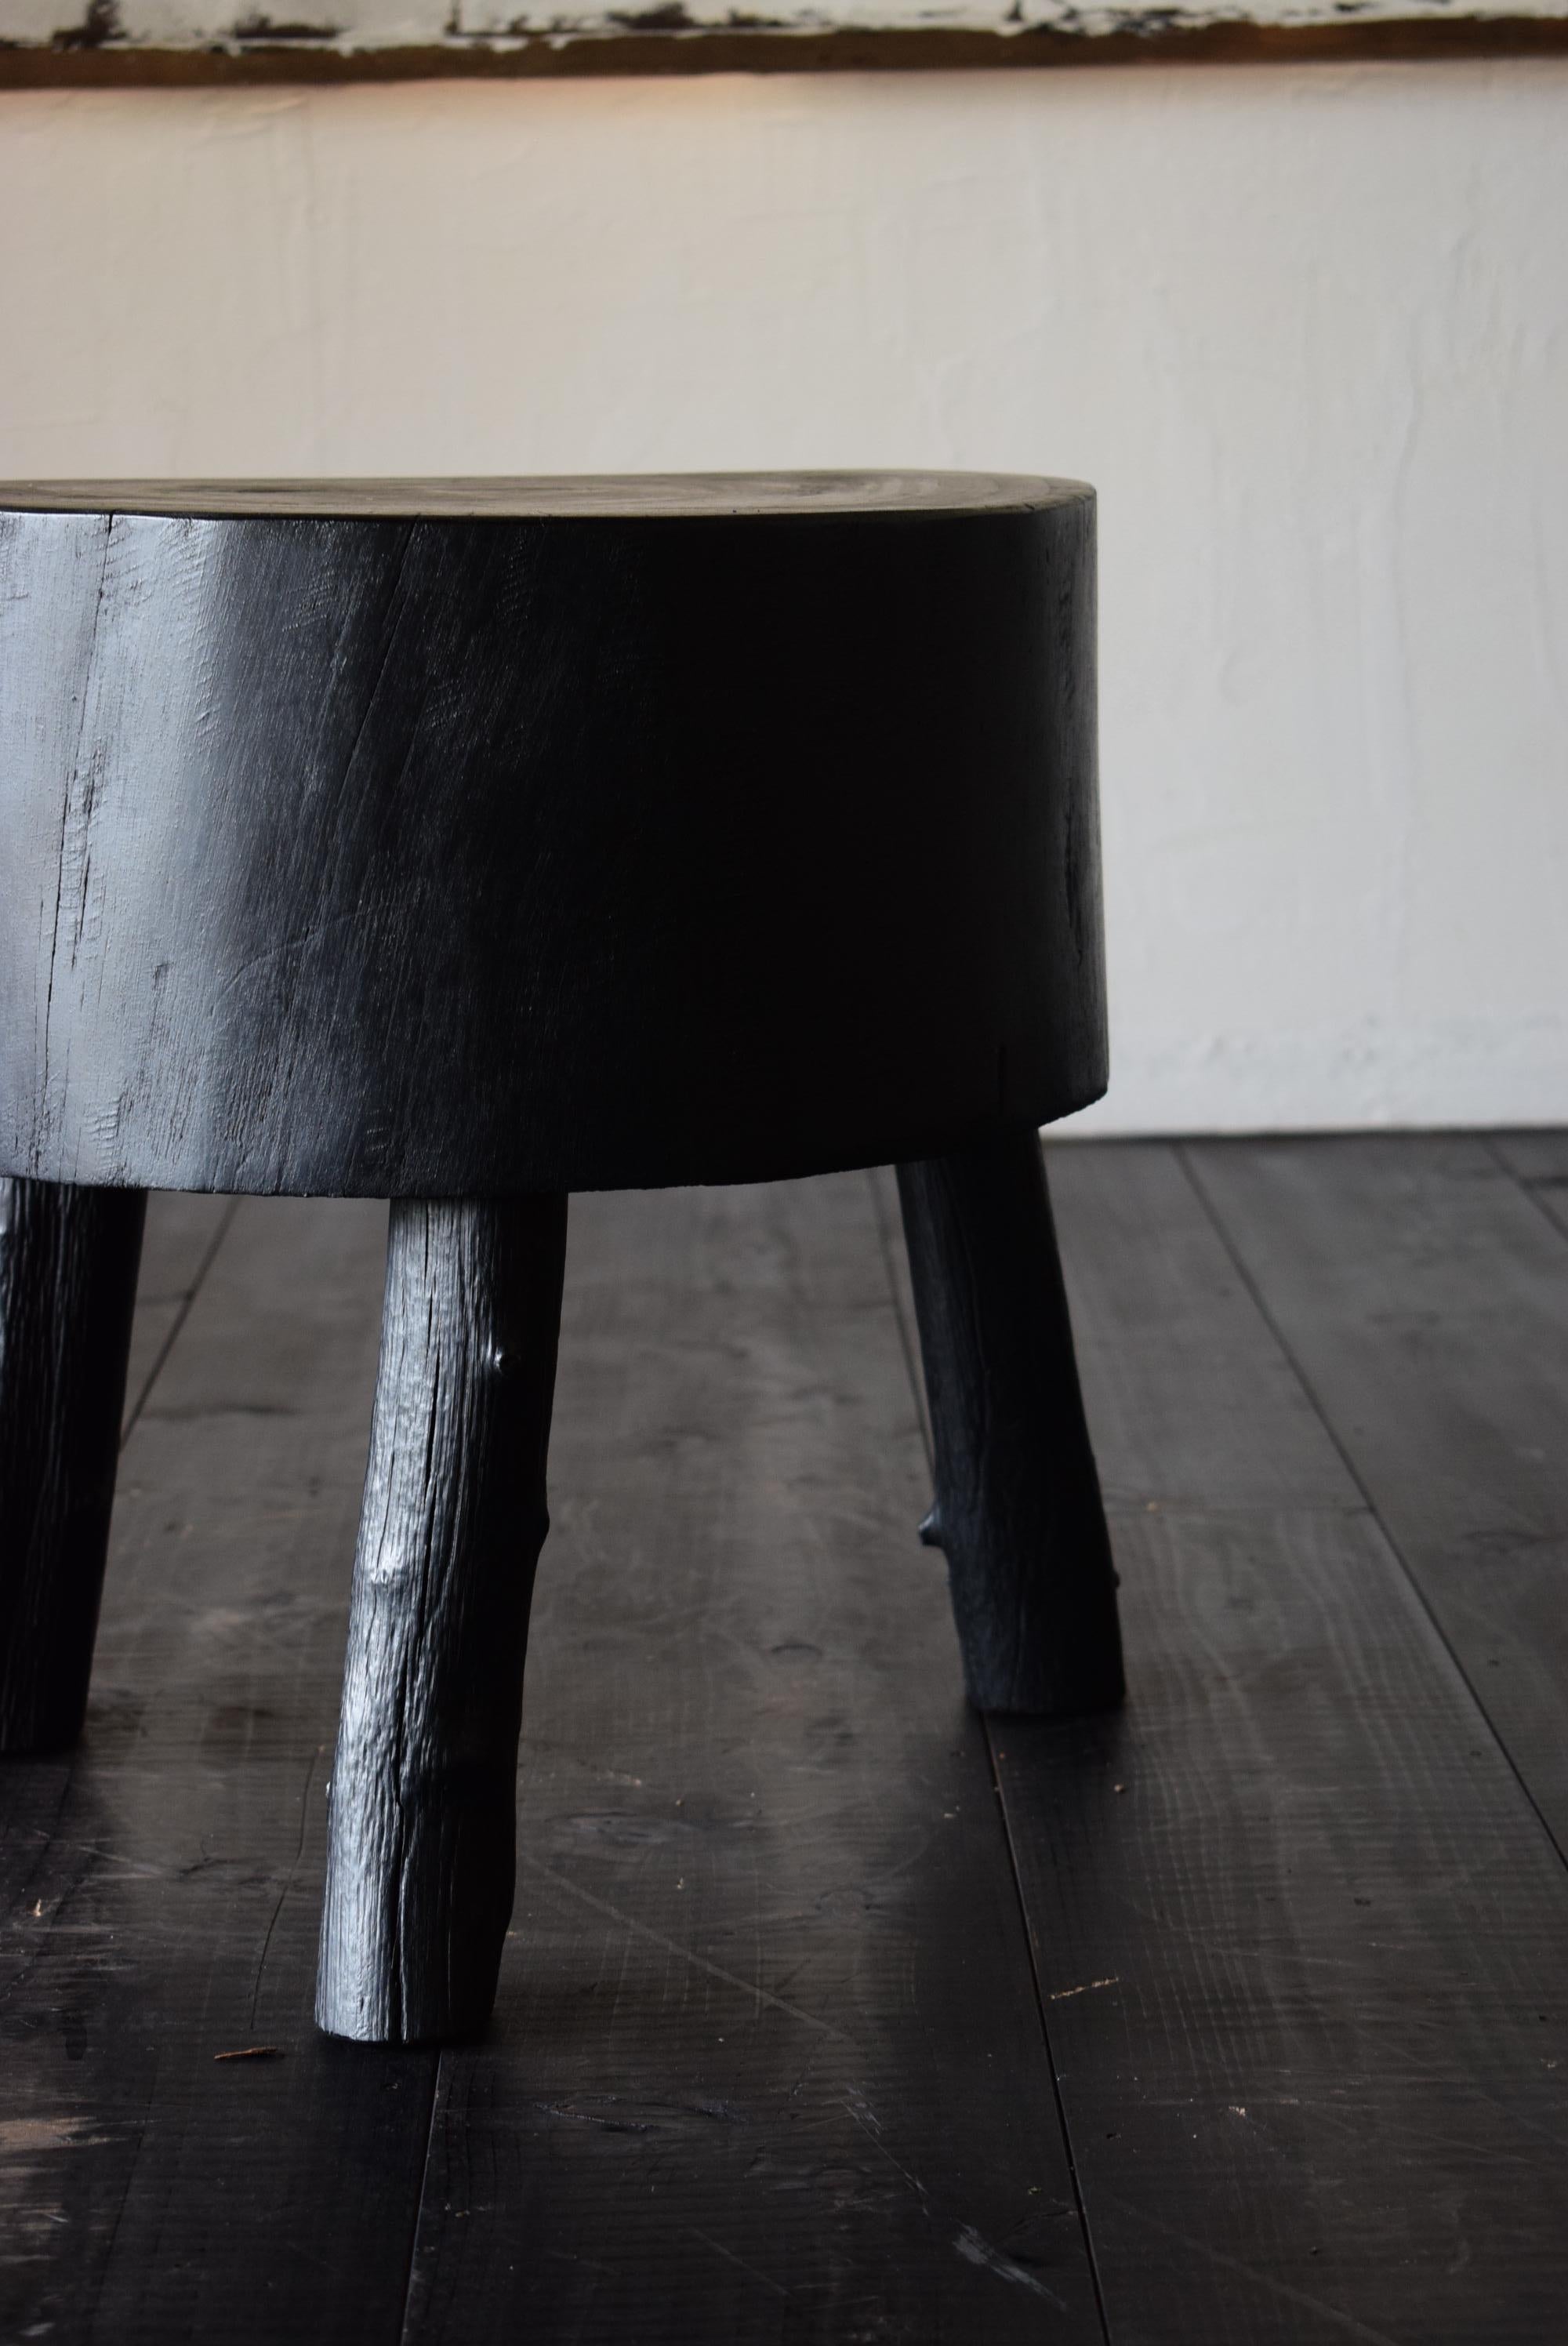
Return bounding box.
[2,65,1565,1133]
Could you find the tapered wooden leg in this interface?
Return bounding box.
[317,1193,568,2046]
[0,1177,147,1755]
[896,1135,1123,1716]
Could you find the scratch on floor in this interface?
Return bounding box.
[517,1854,858,2046]
[0,2117,114,2154]
[21,1831,169,1885]
[536,2103,656,2135]
[249,1745,322,2030]
[1048,1976,1120,2001]
[841,2088,929,2208]
[953,2224,1069,2311]
[688,2226,790,2300]
[1104,2195,1404,2344]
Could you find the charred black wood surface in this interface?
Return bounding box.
[895,1135,1123,1713]
[318,1195,568,2045]
[0,472,1116,2054]
[0,474,1105,1197]
[0,1175,146,1751]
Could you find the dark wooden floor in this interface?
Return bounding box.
[3,1134,1566,2344]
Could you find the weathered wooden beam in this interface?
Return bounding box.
[5,13,1568,89]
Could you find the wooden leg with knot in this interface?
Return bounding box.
[896,1134,1124,1716]
[317,1193,568,2046]
[0,1176,147,1755]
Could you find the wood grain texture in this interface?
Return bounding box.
[0,1195,441,2344]
[0,474,1079,519]
[400,1175,1103,2341]
[1185,1134,1568,1859]
[0,1178,146,1752]
[969,1141,1568,2345]
[0,481,1104,1197]
[319,1196,568,2045]
[895,1136,1123,1714]
[4,13,1568,84]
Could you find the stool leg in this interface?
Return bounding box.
[0,1177,147,1753]
[895,1135,1123,1716]
[318,1193,568,2046]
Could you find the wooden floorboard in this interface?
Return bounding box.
[1185,1134,1568,1859]
[401,1176,1102,2344]
[0,1197,440,2346]
[5,1140,1567,2342]
[902,1141,1568,2346]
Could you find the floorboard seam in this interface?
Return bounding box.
[866,1167,933,1469]
[984,1714,1116,2346]
[71,1200,235,2326]
[121,1197,241,1445]
[1482,1133,1568,1245]
[870,1164,1114,2341]
[1176,1138,1568,1883]
[394,2058,445,2346]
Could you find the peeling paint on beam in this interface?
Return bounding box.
[3,9,1568,75]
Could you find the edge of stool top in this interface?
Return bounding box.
[0,473,1106,1199]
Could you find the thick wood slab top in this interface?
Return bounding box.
[0,472,1087,522]
[0,477,1103,1191]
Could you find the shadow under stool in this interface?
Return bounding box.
[0,471,1123,2045]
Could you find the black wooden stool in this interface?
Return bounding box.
[0,474,1123,2045]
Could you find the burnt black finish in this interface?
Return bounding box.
[318,1194,568,2044]
[0,475,1105,1197]
[0,1175,146,1751]
[0,473,1116,2050]
[896,1135,1123,1712]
